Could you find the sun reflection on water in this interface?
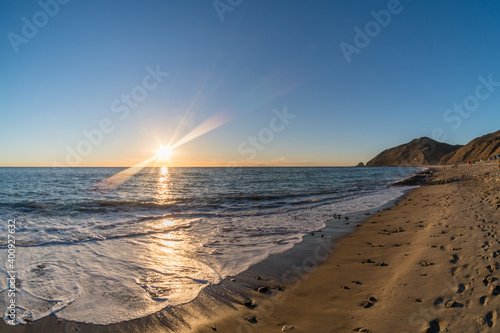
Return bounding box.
[155,167,171,204]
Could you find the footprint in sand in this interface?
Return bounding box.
[482,276,497,286]
[489,285,500,296]
[445,300,464,308]
[424,319,443,333]
[476,311,497,328]
[479,295,488,305]
[360,297,378,308]
[457,283,466,294]
[434,297,444,305]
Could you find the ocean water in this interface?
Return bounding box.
[0,167,421,325]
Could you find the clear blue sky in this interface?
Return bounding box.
[2,0,500,166]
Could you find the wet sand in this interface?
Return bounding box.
[195,162,500,332]
[4,163,500,332]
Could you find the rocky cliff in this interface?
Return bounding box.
[440,130,500,165]
[366,137,462,166]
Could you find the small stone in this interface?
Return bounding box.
[342,286,351,290]
[419,261,434,267]
[245,316,258,324]
[256,276,262,280]
[281,324,294,331]
[378,262,388,267]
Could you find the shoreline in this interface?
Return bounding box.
[1,168,453,332]
[198,161,500,332]
[1,193,409,333]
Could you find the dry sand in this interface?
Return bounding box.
[4,162,500,333]
[195,162,500,333]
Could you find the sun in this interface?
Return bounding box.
[156,146,172,161]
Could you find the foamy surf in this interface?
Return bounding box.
[0,167,420,324]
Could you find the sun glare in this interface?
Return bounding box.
[156,146,172,161]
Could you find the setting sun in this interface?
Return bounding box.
[156,146,172,161]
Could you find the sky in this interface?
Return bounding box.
[1,0,500,167]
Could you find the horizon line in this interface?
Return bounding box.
[0,165,367,168]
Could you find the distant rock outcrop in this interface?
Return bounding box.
[440,130,500,165]
[366,137,462,167]
[356,162,365,167]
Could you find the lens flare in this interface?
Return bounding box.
[92,156,157,191]
[170,112,232,150]
[156,146,172,161]
[93,112,232,191]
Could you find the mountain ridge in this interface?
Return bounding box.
[366,137,462,166]
[440,130,500,165]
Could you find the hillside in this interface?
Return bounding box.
[366,137,462,166]
[440,130,500,164]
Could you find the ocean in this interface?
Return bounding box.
[0,166,421,325]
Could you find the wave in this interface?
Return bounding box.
[0,187,366,217]
[0,223,192,248]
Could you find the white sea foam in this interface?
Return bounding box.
[1,184,414,324]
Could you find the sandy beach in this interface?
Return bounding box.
[4,1,500,331]
[194,162,500,332]
[3,162,500,333]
